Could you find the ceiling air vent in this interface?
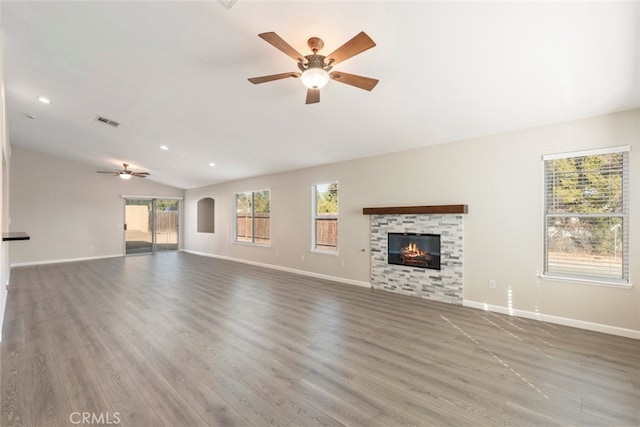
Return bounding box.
[95,115,120,128]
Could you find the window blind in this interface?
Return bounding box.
[543,146,629,283]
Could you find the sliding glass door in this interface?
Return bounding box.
[125,199,153,254]
[154,199,179,252]
[124,198,179,255]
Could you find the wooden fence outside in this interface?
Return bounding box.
[236,214,270,243]
[236,215,337,248]
[315,218,338,250]
[156,211,178,244]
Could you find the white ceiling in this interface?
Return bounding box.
[2,1,639,189]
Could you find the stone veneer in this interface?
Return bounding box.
[370,214,464,305]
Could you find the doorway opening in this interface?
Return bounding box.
[125,198,179,255]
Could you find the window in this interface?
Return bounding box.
[235,190,270,244]
[312,182,338,252]
[543,146,629,284]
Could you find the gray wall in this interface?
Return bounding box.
[9,146,184,264]
[184,109,640,334]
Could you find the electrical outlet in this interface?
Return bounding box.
[301,255,305,262]
[489,279,496,289]
[341,261,345,267]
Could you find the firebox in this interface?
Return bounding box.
[387,232,441,270]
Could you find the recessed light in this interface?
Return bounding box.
[37,97,51,104]
[209,162,216,167]
[160,145,169,151]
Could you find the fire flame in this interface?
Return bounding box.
[403,242,426,257]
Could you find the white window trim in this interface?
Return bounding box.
[539,273,632,289]
[121,195,183,200]
[542,145,630,161]
[310,249,340,256]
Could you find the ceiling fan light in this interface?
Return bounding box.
[301,68,330,89]
[119,173,132,180]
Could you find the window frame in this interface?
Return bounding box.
[542,146,630,287]
[233,189,270,246]
[311,181,339,255]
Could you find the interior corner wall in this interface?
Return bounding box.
[9,145,185,265]
[184,109,640,335]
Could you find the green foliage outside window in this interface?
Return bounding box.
[316,182,338,215]
[548,154,623,215]
[253,190,271,214]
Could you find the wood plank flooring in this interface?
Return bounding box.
[1,252,639,426]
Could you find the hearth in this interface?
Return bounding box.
[387,232,441,270]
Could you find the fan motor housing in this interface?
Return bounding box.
[298,54,332,73]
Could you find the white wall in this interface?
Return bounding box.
[184,109,640,336]
[0,32,9,341]
[9,145,184,264]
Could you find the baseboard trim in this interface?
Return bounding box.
[463,300,640,340]
[10,253,123,268]
[184,250,371,289]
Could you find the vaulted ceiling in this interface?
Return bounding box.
[2,1,639,189]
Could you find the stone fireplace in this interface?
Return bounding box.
[364,205,467,305]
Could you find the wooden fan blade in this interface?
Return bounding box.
[248,72,301,84]
[258,32,305,62]
[97,171,118,174]
[306,88,320,104]
[132,173,149,178]
[326,32,376,65]
[330,71,379,91]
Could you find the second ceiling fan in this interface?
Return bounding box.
[248,31,378,104]
[97,163,149,180]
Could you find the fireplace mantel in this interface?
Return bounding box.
[362,204,468,215]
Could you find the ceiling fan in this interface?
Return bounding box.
[248,31,379,104]
[97,163,149,180]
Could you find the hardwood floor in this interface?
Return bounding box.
[1,252,639,426]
